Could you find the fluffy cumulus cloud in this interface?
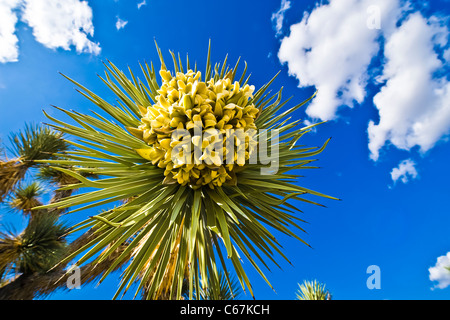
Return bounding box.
[276,0,450,162]
[429,252,450,289]
[21,0,100,55]
[0,0,100,63]
[278,0,402,121]
[390,159,418,184]
[368,13,450,160]
[0,0,21,63]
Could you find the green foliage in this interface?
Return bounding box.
[0,213,69,277]
[181,270,241,300]
[17,213,69,274]
[9,123,69,163]
[0,124,72,294]
[296,280,331,300]
[200,271,241,300]
[8,182,44,213]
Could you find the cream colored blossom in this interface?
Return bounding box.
[134,69,259,188]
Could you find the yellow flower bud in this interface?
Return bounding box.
[159,70,173,82]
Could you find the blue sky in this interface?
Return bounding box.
[0,0,450,300]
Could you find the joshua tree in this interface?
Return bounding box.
[0,212,68,286]
[0,124,128,299]
[0,124,68,201]
[0,124,69,297]
[296,280,331,300]
[34,42,337,299]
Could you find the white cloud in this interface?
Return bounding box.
[429,252,450,289]
[271,0,291,37]
[137,0,146,9]
[278,0,402,121]
[390,159,418,184]
[368,13,450,160]
[0,0,100,63]
[276,0,450,163]
[21,0,100,55]
[0,0,21,63]
[115,17,128,30]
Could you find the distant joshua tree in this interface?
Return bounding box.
[296,280,331,300]
[0,124,127,299]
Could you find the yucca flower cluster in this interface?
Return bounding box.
[36,42,338,300]
[132,68,259,188]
